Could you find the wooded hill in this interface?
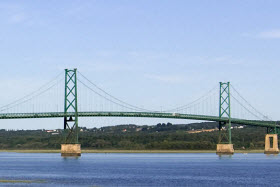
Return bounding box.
[0,122,268,150]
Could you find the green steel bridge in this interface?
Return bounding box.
[0,68,278,146]
[0,112,277,128]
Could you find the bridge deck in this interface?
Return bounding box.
[0,112,277,128]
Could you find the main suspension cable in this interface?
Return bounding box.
[0,76,64,113]
[163,85,218,112]
[78,79,150,112]
[230,84,270,120]
[78,71,154,112]
[0,71,64,111]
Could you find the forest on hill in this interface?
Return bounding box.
[0,122,269,150]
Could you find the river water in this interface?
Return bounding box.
[0,153,279,186]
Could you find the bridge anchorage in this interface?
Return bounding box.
[0,68,279,156]
[264,127,280,154]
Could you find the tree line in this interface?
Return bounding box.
[0,122,268,150]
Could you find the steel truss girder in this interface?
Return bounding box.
[0,112,277,128]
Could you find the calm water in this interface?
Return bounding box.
[0,153,279,186]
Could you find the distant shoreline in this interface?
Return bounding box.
[0,149,265,153]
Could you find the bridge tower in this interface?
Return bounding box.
[61,68,81,156]
[216,82,234,154]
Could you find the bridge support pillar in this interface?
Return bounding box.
[216,144,234,155]
[61,144,81,157]
[264,134,279,154]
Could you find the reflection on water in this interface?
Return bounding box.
[62,156,80,160]
[217,154,233,159]
[0,153,279,186]
[265,153,279,157]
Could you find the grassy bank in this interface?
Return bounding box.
[0,149,265,153]
[0,180,45,183]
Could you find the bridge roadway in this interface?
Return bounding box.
[0,112,278,128]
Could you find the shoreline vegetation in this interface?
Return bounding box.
[0,149,265,153]
[0,122,270,151]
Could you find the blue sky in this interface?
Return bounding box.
[0,1,279,129]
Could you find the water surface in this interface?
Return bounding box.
[0,153,279,186]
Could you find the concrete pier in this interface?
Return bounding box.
[216,144,234,155]
[61,144,81,157]
[264,134,279,154]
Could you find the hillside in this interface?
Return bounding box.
[0,122,268,150]
[0,122,266,150]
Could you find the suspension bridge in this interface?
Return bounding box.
[0,69,279,156]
